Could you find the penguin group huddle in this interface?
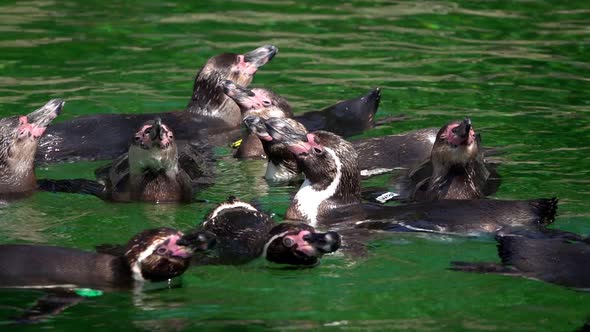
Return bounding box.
[0,45,587,323]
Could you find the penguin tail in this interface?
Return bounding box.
[449,261,516,275]
[531,197,559,226]
[37,179,107,200]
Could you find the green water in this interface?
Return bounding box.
[1,0,589,330]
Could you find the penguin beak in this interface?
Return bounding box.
[243,115,262,128]
[149,118,163,142]
[177,230,217,252]
[260,118,324,156]
[264,118,307,145]
[243,45,278,68]
[223,79,255,100]
[243,115,272,141]
[303,231,341,254]
[26,99,64,128]
[452,118,472,141]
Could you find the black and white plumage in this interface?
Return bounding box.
[35,45,278,164]
[242,115,437,184]
[265,124,557,236]
[0,99,63,199]
[38,119,211,203]
[225,81,385,161]
[0,227,215,289]
[391,118,502,201]
[188,196,341,266]
[0,227,215,322]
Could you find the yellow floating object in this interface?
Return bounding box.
[231,139,243,148]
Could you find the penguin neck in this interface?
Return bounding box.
[186,70,240,127]
[286,147,361,226]
[0,138,37,195]
[429,153,489,199]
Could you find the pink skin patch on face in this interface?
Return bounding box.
[237,89,271,110]
[135,125,153,147]
[235,55,258,76]
[135,124,174,149]
[136,125,151,136]
[18,116,47,139]
[306,133,325,154]
[287,141,312,155]
[442,123,476,146]
[284,230,318,257]
[165,234,193,258]
[158,124,173,148]
[287,133,324,156]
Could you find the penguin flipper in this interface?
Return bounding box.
[178,141,216,185]
[37,179,107,200]
[374,114,409,127]
[95,153,129,182]
[13,290,84,324]
[449,261,520,275]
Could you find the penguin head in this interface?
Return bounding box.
[124,227,215,282]
[263,223,341,266]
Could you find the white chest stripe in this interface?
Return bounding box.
[261,231,290,259]
[293,147,342,226]
[205,201,258,226]
[131,240,164,282]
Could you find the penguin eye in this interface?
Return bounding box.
[312,147,323,155]
[134,136,141,142]
[283,236,296,248]
[262,100,271,107]
[156,247,168,255]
